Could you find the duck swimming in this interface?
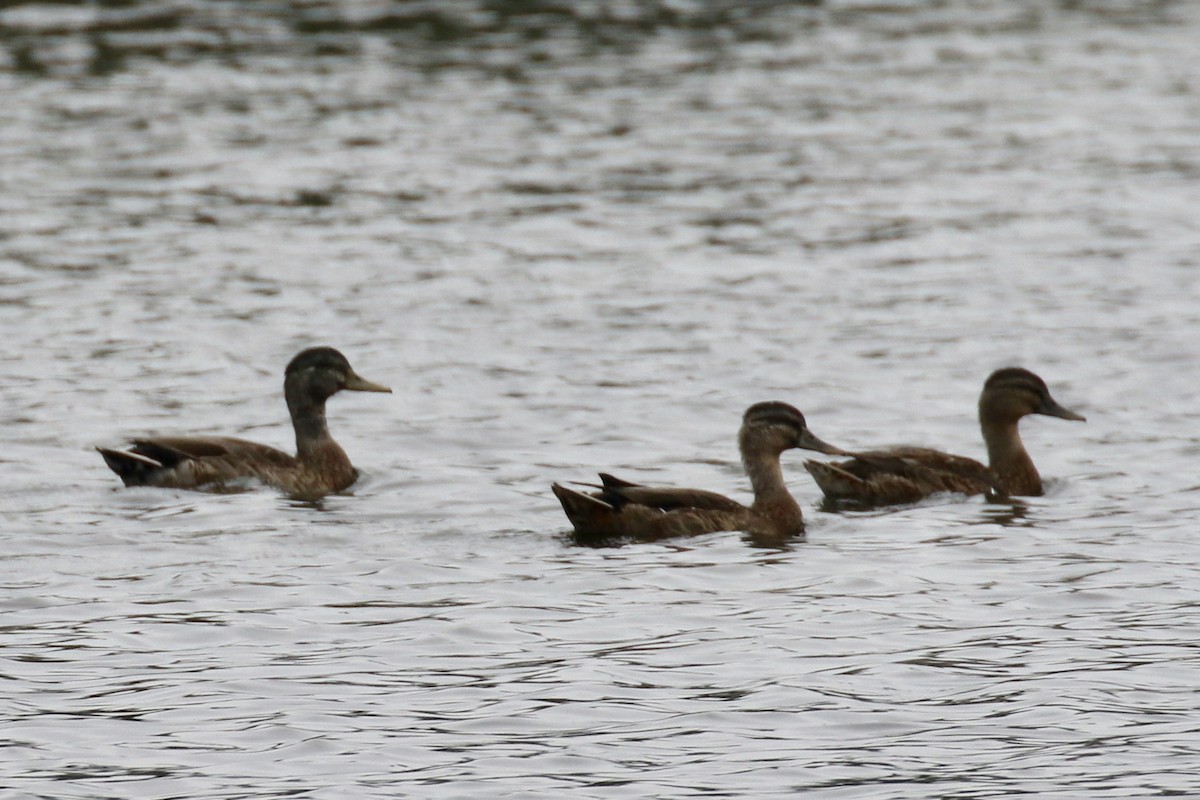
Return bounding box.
[804,367,1085,507]
[98,347,390,500]
[552,401,844,544]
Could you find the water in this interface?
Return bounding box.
[3,1,1200,796]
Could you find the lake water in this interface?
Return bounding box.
[3,1,1200,797]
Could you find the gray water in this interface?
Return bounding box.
[3,1,1200,797]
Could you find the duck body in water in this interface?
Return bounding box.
[804,367,1085,508]
[98,347,390,500]
[552,401,843,545]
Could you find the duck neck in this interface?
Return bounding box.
[287,390,347,465]
[981,417,1042,496]
[742,443,803,530]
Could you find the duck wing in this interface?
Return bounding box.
[552,482,750,544]
[805,446,998,507]
[99,436,296,489]
[594,473,747,513]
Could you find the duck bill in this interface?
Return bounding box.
[1039,396,1085,422]
[344,370,392,393]
[797,429,847,456]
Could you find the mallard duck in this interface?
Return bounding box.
[804,367,1085,507]
[552,401,844,544]
[98,347,390,500]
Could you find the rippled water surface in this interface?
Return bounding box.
[3,1,1200,797]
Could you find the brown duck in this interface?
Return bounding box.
[98,347,390,500]
[804,367,1085,507]
[552,401,844,544]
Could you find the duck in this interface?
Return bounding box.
[804,367,1085,507]
[98,346,390,500]
[552,401,844,544]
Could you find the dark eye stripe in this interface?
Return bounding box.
[744,401,807,432]
[984,367,1048,397]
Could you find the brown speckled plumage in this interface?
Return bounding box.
[552,401,843,545]
[805,367,1085,508]
[98,347,390,501]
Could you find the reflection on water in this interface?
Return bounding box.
[4,0,1200,798]
[977,499,1031,527]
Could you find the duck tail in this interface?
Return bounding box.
[803,459,863,497]
[551,483,617,526]
[597,472,639,489]
[97,447,164,486]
